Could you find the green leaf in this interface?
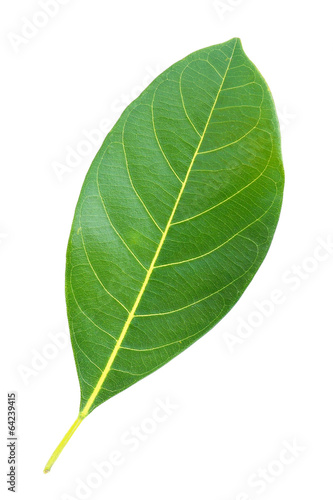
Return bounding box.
[45,38,284,472]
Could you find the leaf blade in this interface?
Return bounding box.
[65,38,284,417]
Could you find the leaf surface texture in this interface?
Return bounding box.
[66,38,284,415]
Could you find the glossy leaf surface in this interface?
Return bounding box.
[65,38,284,417]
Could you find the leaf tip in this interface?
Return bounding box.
[228,37,241,46]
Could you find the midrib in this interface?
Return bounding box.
[80,44,235,418]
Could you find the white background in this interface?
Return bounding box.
[1,0,332,499]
